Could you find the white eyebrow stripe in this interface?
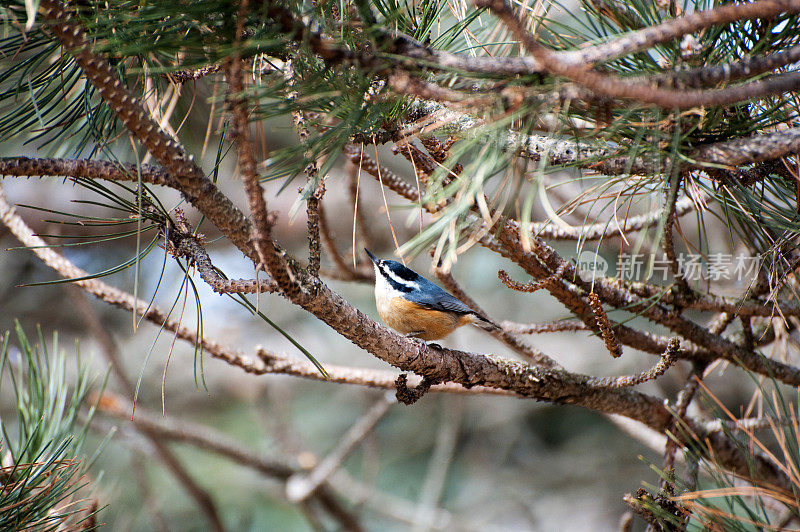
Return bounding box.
[382,265,420,290]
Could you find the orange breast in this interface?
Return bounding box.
[377,296,463,340]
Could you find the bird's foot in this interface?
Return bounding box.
[404,333,443,350]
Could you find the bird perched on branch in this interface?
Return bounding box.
[365,249,498,341]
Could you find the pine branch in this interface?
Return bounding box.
[286,395,392,504]
[318,202,371,281]
[225,0,280,274]
[649,45,800,89]
[168,64,223,84]
[478,0,800,109]
[0,157,176,187]
[5,1,800,510]
[38,0,258,264]
[173,232,278,294]
[693,126,800,166]
[498,221,800,385]
[500,320,589,334]
[531,196,698,241]
[556,0,800,67]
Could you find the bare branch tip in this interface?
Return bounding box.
[395,374,437,405]
[498,269,543,293]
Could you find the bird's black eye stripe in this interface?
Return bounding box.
[379,264,415,292]
[388,279,414,292]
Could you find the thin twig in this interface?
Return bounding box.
[225,0,278,271]
[0,157,177,187]
[533,196,698,241]
[661,363,707,495]
[174,231,278,294]
[499,320,589,334]
[286,393,394,503]
[693,126,800,167]
[559,0,800,67]
[129,454,170,532]
[318,202,371,281]
[98,391,294,478]
[330,470,458,529]
[591,338,679,388]
[167,64,222,84]
[649,44,800,89]
[741,316,756,349]
[498,268,558,293]
[306,181,325,278]
[412,397,462,532]
[286,58,325,278]
[387,70,493,108]
[347,160,375,258]
[661,173,688,291]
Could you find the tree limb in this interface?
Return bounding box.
[478,0,800,109]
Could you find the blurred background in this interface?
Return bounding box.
[1,129,760,530]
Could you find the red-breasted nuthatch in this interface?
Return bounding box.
[366,249,498,341]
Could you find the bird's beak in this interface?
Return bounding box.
[364,248,379,265]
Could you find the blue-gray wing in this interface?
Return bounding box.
[405,279,475,315]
